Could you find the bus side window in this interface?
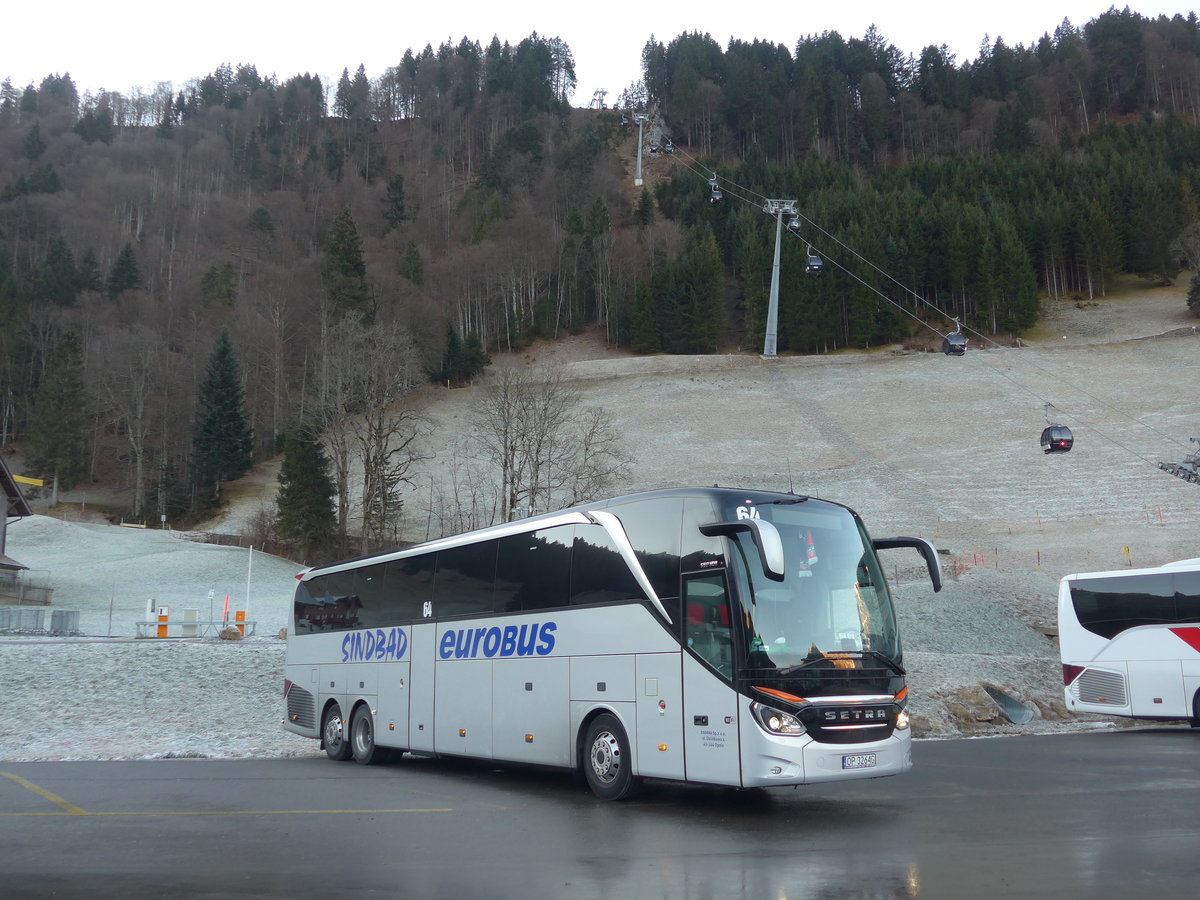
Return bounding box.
[433,541,498,618]
[683,572,733,677]
[1175,572,1200,624]
[570,525,646,606]
[495,526,573,612]
[383,554,436,622]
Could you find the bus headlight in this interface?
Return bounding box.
[895,708,910,730]
[750,702,806,735]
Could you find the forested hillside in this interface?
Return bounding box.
[1,10,1199,543]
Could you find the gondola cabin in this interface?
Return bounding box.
[942,333,968,355]
[1040,425,1074,454]
[805,254,823,274]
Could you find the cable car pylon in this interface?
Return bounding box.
[762,199,797,359]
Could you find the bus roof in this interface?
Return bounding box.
[1059,558,1200,583]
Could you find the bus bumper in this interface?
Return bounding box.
[740,730,912,787]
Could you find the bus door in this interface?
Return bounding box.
[681,572,741,785]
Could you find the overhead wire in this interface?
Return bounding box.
[645,125,1197,466]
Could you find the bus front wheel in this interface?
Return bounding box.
[322,702,352,761]
[1191,690,1200,728]
[582,714,639,801]
[350,704,390,765]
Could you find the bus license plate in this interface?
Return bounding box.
[842,753,877,770]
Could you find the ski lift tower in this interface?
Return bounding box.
[633,114,648,186]
[762,199,797,359]
[589,89,608,110]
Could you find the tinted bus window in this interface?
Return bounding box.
[1174,571,1200,623]
[433,541,498,618]
[1070,574,1176,639]
[610,497,682,599]
[571,524,647,606]
[495,526,573,612]
[383,554,436,621]
[293,575,327,633]
[355,563,395,628]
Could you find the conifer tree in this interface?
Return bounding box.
[192,330,253,503]
[323,209,370,317]
[382,173,406,231]
[26,332,87,502]
[275,433,336,562]
[106,243,140,299]
[37,236,78,307]
[22,123,45,160]
[397,239,423,285]
[76,249,103,293]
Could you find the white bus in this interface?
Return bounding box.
[283,487,942,798]
[1058,559,1200,726]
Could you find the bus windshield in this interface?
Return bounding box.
[727,502,900,672]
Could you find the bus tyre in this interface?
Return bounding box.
[1191,690,1200,728]
[322,702,352,761]
[350,704,389,765]
[583,714,639,801]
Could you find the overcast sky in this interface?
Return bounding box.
[5,2,1194,107]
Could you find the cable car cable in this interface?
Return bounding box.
[651,131,1196,464]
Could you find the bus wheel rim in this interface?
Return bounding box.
[590,731,620,783]
[325,714,343,748]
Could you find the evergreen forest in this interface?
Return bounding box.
[2,9,1200,544]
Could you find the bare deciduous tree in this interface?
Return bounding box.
[90,325,162,517]
[317,313,429,553]
[470,365,628,522]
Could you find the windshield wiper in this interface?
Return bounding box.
[850,649,906,676]
[774,649,905,677]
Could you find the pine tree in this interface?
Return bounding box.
[26,332,87,502]
[275,433,337,562]
[630,281,660,353]
[106,242,140,299]
[22,123,45,160]
[37,236,78,307]
[382,173,406,231]
[323,209,370,317]
[192,330,254,503]
[397,239,424,285]
[76,249,103,293]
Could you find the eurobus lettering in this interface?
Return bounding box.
[438,622,556,659]
[282,487,942,799]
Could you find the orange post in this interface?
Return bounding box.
[156,606,169,638]
[235,609,246,635]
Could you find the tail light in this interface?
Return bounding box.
[1062,664,1085,685]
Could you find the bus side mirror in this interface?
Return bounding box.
[873,537,943,592]
[700,518,786,582]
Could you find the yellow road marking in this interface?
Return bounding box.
[1,772,87,815]
[0,807,454,818]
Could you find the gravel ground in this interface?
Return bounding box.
[2,283,1197,761]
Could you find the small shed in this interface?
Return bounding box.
[1,454,34,570]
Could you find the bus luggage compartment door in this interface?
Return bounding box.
[1128,659,1186,717]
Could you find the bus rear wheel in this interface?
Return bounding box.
[350,704,390,765]
[322,702,352,761]
[582,714,639,801]
[1190,690,1200,728]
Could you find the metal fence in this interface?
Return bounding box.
[0,607,80,635]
